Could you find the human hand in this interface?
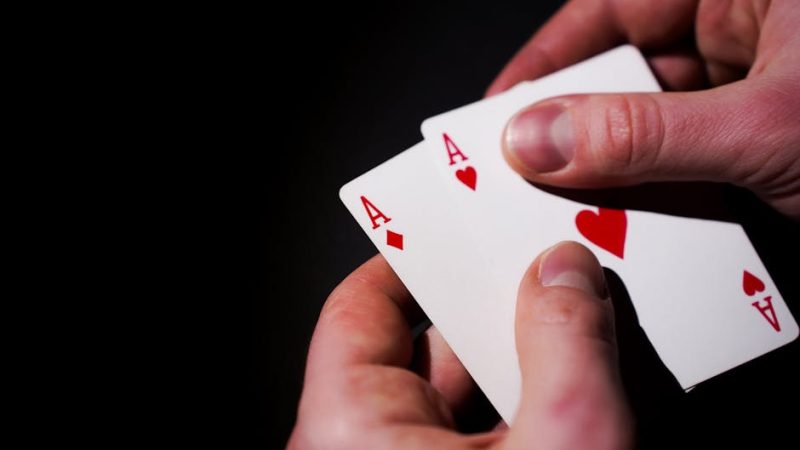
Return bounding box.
[288,242,631,449]
[488,0,800,220]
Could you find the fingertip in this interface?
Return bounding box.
[537,241,606,297]
[485,73,517,98]
[516,241,606,300]
[502,101,576,177]
[484,82,505,98]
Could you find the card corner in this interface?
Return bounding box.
[338,182,353,204]
[419,118,436,136]
[784,319,800,343]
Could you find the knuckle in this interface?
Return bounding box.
[343,365,452,427]
[587,94,664,177]
[293,367,383,449]
[320,286,360,327]
[341,364,421,397]
[529,290,581,324]
[291,407,360,450]
[321,273,379,325]
[530,289,616,344]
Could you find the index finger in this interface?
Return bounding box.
[486,0,623,96]
[486,0,699,96]
[291,255,471,447]
[304,254,420,378]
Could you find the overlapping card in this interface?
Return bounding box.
[339,46,798,423]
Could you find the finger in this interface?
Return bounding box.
[500,78,800,216]
[486,0,623,96]
[290,256,460,448]
[412,327,502,432]
[506,241,631,450]
[646,46,709,91]
[306,254,418,376]
[412,326,475,410]
[486,0,699,97]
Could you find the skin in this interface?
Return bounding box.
[492,0,800,220]
[289,243,632,449]
[290,1,799,448]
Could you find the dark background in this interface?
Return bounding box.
[256,1,799,448]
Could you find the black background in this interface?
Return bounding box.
[256,1,800,448]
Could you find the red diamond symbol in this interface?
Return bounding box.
[386,230,403,250]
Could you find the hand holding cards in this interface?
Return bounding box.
[339,46,798,423]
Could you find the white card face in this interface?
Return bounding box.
[340,143,522,422]
[421,44,798,399]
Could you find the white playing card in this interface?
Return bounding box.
[340,143,522,420]
[421,45,798,417]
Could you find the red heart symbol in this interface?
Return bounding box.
[742,270,765,296]
[575,208,627,259]
[455,166,477,191]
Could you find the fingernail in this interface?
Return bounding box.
[505,102,575,173]
[539,242,606,298]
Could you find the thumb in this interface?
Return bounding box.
[507,241,631,450]
[501,82,798,199]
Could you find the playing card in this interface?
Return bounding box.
[340,45,797,425]
[340,143,522,420]
[421,44,798,408]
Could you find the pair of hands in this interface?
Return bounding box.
[291,1,800,448]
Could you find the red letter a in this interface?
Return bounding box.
[361,196,391,229]
[752,296,781,332]
[444,133,469,166]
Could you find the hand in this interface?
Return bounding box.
[288,242,632,449]
[488,0,800,220]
